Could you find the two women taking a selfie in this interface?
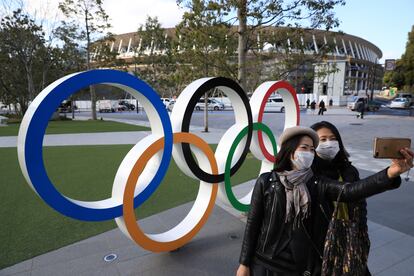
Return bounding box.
[237,122,413,276]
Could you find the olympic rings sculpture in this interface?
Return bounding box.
[17,69,300,252]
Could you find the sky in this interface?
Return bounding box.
[331,0,413,62]
[1,0,413,63]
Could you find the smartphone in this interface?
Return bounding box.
[373,137,411,159]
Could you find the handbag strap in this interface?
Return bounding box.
[301,220,323,260]
[332,184,347,218]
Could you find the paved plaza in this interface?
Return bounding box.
[1,107,414,275]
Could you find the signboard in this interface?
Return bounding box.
[385,59,396,71]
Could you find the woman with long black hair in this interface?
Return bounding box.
[310,121,370,275]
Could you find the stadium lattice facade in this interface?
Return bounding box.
[95,27,383,106]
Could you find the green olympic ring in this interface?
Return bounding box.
[224,122,278,212]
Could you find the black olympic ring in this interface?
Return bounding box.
[180,77,253,183]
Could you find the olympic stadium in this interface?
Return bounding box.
[93,27,383,106]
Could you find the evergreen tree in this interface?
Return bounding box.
[383,26,414,92]
[0,9,46,114]
[401,25,414,91]
[132,16,181,97]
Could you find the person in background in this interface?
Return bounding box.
[310,100,316,115]
[237,126,413,276]
[310,121,371,275]
[306,98,310,109]
[356,99,366,119]
[318,100,326,115]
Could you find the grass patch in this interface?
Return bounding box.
[0,144,261,269]
[0,120,149,137]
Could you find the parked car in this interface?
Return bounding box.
[366,100,382,111]
[264,97,285,112]
[396,93,414,106]
[118,100,135,111]
[390,97,410,109]
[195,98,225,111]
[58,100,77,113]
[347,97,381,112]
[347,96,367,111]
[97,100,119,113]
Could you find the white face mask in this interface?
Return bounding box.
[316,140,340,160]
[291,151,315,170]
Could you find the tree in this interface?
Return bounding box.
[176,1,238,80]
[0,9,46,115]
[400,25,414,92]
[132,16,184,98]
[137,16,166,85]
[58,0,111,120]
[53,22,86,74]
[383,26,414,92]
[392,69,405,89]
[384,61,405,89]
[92,34,127,70]
[176,2,238,131]
[0,46,26,112]
[178,0,345,91]
[136,17,174,94]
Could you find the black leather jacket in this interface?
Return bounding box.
[239,168,401,275]
[311,157,368,227]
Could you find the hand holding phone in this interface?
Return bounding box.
[387,148,414,178]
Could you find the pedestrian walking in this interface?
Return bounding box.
[318,100,326,115]
[356,99,366,119]
[237,126,413,276]
[306,98,310,109]
[359,99,366,119]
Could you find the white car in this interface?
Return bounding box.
[390,98,410,109]
[264,97,285,112]
[397,93,414,106]
[195,99,225,111]
[97,100,118,113]
[347,96,367,111]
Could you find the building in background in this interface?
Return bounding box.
[312,32,383,106]
[95,27,383,106]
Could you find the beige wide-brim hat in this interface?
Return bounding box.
[278,126,319,147]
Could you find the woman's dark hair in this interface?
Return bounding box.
[310,121,350,165]
[274,134,312,172]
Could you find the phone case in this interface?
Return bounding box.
[373,137,411,158]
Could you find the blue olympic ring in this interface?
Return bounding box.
[22,70,173,221]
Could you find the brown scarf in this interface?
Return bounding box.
[277,168,313,228]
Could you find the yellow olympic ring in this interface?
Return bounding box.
[120,132,218,252]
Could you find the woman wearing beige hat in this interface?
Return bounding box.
[237,126,413,276]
